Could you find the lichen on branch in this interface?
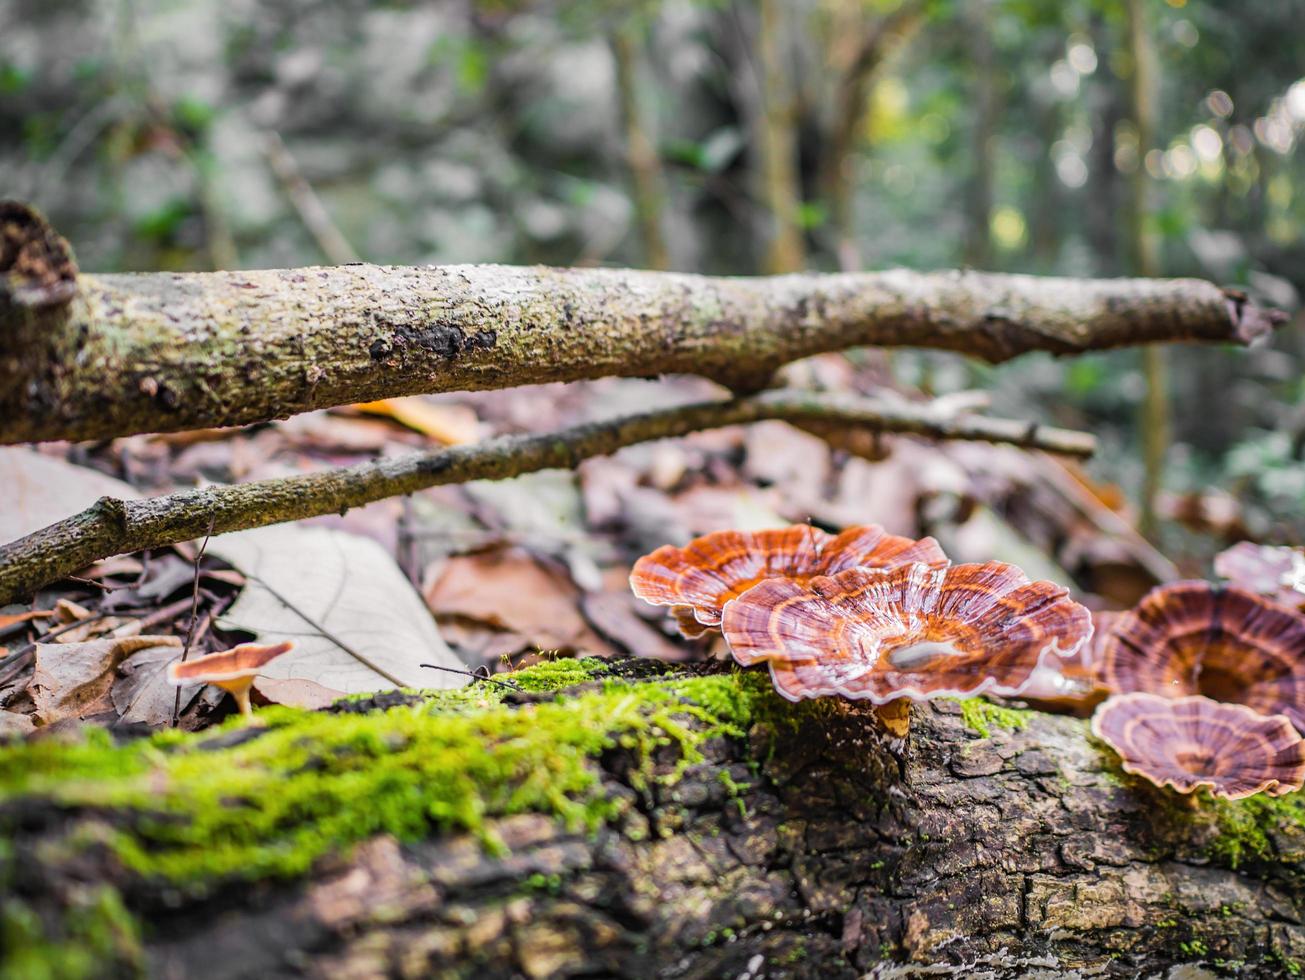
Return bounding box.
[0,202,1284,443]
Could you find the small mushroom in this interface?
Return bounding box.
[1214,542,1305,612]
[1091,692,1305,800]
[1097,581,1305,732]
[630,524,947,637]
[166,641,295,718]
[721,560,1093,706]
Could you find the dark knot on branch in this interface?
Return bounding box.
[0,201,78,310]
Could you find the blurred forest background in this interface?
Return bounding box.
[3,0,1304,550]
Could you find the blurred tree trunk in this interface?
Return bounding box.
[610,19,670,271]
[963,0,997,270]
[1085,15,1123,275]
[1126,0,1170,539]
[756,0,805,274]
[816,3,925,272]
[1029,93,1062,271]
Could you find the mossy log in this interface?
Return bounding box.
[3,659,1304,979]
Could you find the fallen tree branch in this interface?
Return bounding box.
[0,202,1283,444]
[0,389,1093,604]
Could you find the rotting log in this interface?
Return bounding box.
[0,203,1284,444]
[0,388,1095,606]
[3,658,1303,979]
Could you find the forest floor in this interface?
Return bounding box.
[2,354,1294,977]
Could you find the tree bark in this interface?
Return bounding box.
[0,258,1281,445]
[0,388,1094,607]
[3,660,1302,978]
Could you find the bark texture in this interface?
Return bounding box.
[0,389,1094,606]
[0,259,1281,444]
[3,660,1302,978]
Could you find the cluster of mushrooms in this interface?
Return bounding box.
[631,526,1305,802]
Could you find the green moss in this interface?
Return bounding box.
[0,659,780,888]
[1,887,141,980]
[716,769,752,819]
[955,697,1033,739]
[1203,791,1305,867]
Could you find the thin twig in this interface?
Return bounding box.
[173,517,215,727]
[0,389,1099,606]
[419,663,524,691]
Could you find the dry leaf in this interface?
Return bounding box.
[0,448,139,544]
[112,645,204,727]
[0,609,53,631]
[352,397,483,445]
[743,421,832,515]
[0,711,35,738]
[253,676,347,710]
[423,547,614,657]
[211,524,468,693]
[666,485,789,537]
[28,635,181,724]
[437,617,532,668]
[580,591,692,662]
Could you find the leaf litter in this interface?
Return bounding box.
[0,373,1195,737]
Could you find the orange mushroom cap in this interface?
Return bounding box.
[1091,692,1305,800]
[167,641,295,716]
[1096,581,1305,732]
[630,524,947,637]
[720,560,1093,703]
[1214,542,1305,612]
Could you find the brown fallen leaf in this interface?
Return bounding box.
[0,609,53,632]
[580,591,693,662]
[423,548,615,657]
[50,598,133,643]
[0,447,140,544]
[28,635,181,725]
[0,711,35,738]
[666,484,789,537]
[75,556,146,581]
[253,676,347,710]
[112,645,204,727]
[437,617,532,669]
[352,397,484,445]
[743,421,832,517]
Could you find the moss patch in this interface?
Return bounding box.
[1203,791,1305,868]
[0,658,783,888]
[0,886,140,980]
[955,698,1033,739]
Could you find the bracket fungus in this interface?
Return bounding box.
[720,560,1093,707]
[166,641,295,718]
[1017,609,1120,715]
[1091,692,1305,800]
[1097,581,1305,732]
[630,524,946,637]
[1214,542,1305,612]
